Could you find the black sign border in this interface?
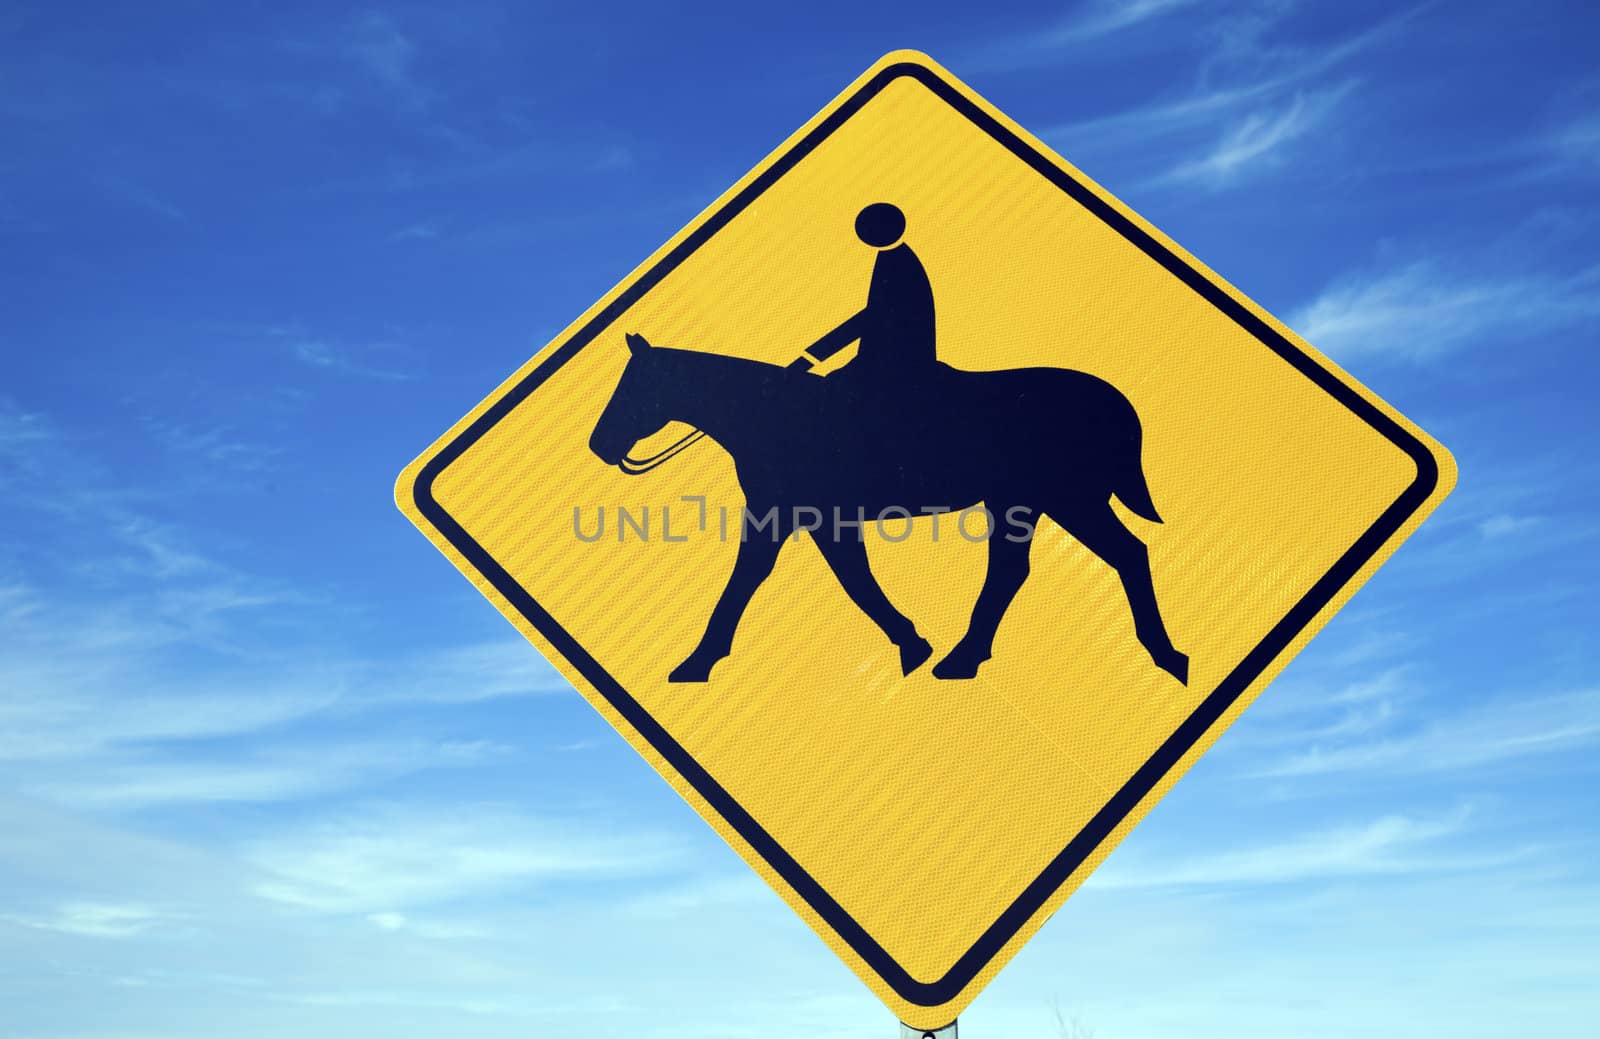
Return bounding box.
[409,59,1441,1007]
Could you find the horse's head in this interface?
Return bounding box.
[589,332,670,466]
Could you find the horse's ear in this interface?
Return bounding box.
[625,332,651,355]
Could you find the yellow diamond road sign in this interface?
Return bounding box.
[397,51,1455,1030]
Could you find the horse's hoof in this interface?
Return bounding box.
[1160,651,1190,686]
[898,636,934,676]
[931,651,984,680]
[668,655,720,683]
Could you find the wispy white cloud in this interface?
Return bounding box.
[1357,448,1600,588]
[363,909,489,940]
[379,639,571,704]
[3,558,298,656]
[290,336,417,381]
[0,581,38,625]
[279,9,432,115]
[389,221,439,242]
[99,176,188,223]
[22,740,489,808]
[1256,689,1600,778]
[1293,667,1411,709]
[1045,0,1199,44]
[1159,84,1352,186]
[166,319,420,382]
[1,538,557,802]
[0,628,559,808]
[1542,112,1600,174]
[1041,7,1425,189]
[617,874,773,920]
[1203,2,1427,85]
[4,900,172,939]
[0,670,339,763]
[345,12,415,91]
[270,986,640,1020]
[969,0,1199,73]
[0,393,565,815]
[139,416,280,474]
[275,989,526,1016]
[1091,807,1521,889]
[247,803,687,913]
[1233,666,1413,734]
[0,396,58,483]
[1045,81,1272,151]
[0,794,780,1036]
[1290,260,1600,362]
[1478,513,1542,540]
[1237,696,1402,753]
[106,517,217,580]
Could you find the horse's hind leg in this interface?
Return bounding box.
[669,512,790,683]
[933,527,1033,680]
[1052,501,1188,685]
[812,531,932,676]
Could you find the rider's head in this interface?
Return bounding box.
[855,202,905,250]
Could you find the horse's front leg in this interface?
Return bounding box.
[934,517,1034,680]
[669,508,790,683]
[811,527,932,675]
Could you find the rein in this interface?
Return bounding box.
[617,340,804,475]
[619,429,706,476]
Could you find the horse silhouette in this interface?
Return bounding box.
[587,332,1188,685]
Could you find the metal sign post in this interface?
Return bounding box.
[901,1021,957,1038]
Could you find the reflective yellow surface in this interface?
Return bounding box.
[398,51,1455,1029]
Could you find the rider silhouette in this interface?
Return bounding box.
[589,199,1189,686]
[789,203,937,382]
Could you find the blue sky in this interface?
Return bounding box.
[3,1,1598,1036]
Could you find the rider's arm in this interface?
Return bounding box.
[789,310,864,370]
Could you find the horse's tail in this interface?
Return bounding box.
[1115,427,1163,524]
